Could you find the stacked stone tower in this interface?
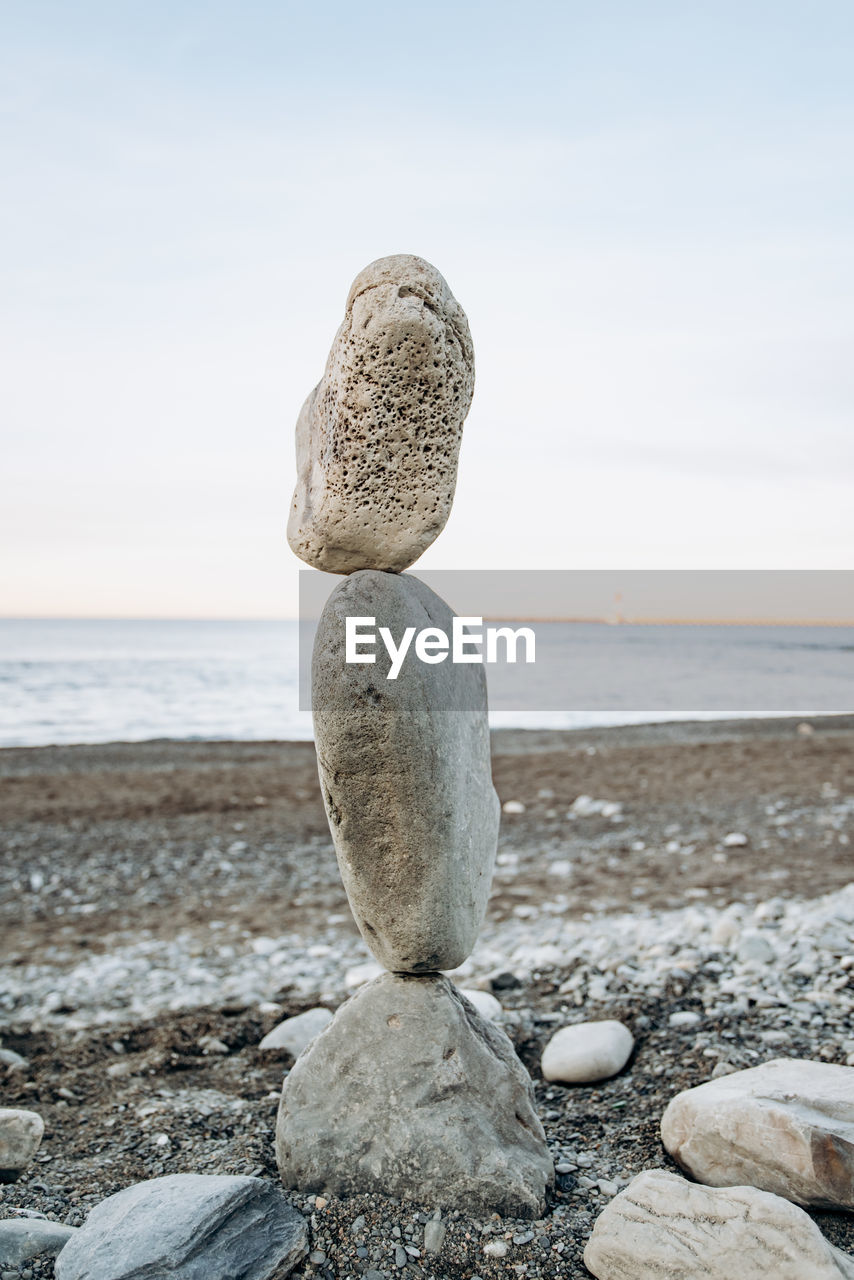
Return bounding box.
[277,255,553,1216]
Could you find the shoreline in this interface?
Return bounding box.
[2,709,853,758]
[2,711,853,760]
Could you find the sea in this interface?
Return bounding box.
[0,618,852,748]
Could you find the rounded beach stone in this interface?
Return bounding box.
[661,1057,854,1209]
[583,1169,854,1280]
[287,254,474,573]
[275,973,553,1218]
[459,989,503,1021]
[0,1220,76,1267]
[259,1008,333,1055]
[541,1021,634,1083]
[0,1108,44,1183]
[312,570,499,973]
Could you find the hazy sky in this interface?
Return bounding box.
[2,1,852,618]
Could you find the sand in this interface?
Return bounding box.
[2,715,852,961]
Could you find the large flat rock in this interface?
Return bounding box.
[661,1057,854,1209]
[287,254,474,573]
[54,1173,307,1280]
[275,973,553,1218]
[583,1169,854,1280]
[312,570,499,972]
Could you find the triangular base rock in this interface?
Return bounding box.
[275,973,553,1218]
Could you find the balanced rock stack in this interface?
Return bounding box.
[278,254,553,1217]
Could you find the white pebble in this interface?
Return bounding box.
[0,1108,44,1176]
[483,1238,509,1258]
[711,917,740,948]
[542,1020,634,1084]
[459,989,503,1021]
[669,1010,701,1028]
[344,961,384,989]
[736,932,776,965]
[259,1007,333,1055]
[251,936,279,956]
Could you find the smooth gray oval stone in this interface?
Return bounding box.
[0,1219,76,1267]
[275,973,553,1218]
[312,570,499,972]
[287,254,474,573]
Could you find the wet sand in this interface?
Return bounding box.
[2,715,852,962]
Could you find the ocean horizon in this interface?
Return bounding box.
[1,617,851,748]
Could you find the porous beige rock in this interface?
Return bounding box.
[275,973,553,1217]
[661,1057,854,1209]
[583,1169,854,1280]
[287,254,474,573]
[312,570,499,973]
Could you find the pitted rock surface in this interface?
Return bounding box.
[287,254,474,573]
[275,972,553,1217]
[312,570,499,972]
[661,1057,854,1209]
[584,1169,854,1280]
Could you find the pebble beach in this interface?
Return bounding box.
[1,714,853,1276]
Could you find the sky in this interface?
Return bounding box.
[2,1,853,619]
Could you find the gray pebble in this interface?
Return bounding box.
[422,1219,446,1254]
[0,1050,29,1071]
[0,1219,76,1266]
